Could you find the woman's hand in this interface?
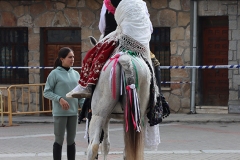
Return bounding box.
[59,98,70,110]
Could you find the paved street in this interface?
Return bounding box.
[1,114,240,160]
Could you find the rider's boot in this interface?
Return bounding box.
[154,65,161,92]
[151,51,161,91]
[66,84,92,98]
[154,65,171,117]
[78,98,91,124]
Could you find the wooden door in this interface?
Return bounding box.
[202,27,229,106]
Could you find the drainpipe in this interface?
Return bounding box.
[190,1,198,113]
[0,90,3,126]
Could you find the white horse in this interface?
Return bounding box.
[86,37,153,160]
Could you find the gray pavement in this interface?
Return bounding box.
[2,113,240,125]
[1,113,240,160]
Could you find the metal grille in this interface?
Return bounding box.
[0,28,29,84]
[150,27,170,87]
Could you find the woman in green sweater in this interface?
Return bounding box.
[43,47,84,160]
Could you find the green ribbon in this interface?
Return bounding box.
[131,60,139,90]
[125,50,143,68]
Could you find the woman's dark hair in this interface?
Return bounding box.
[111,0,121,8]
[54,47,73,68]
[104,11,117,37]
[104,0,121,37]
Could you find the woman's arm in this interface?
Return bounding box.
[43,72,62,102]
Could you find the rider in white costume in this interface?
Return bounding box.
[68,0,161,150]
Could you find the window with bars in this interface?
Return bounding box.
[0,28,29,84]
[150,27,171,87]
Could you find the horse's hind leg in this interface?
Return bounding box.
[87,115,105,160]
[87,61,121,160]
[87,114,114,160]
[87,99,118,160]
[101,118,110,160]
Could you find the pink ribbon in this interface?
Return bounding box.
[104,0,116,15]
[125,86,137,132]
[103,53,120,71]
[103,54,120,99]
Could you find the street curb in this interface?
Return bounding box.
[4,119,240,125]
[2,113,240,125]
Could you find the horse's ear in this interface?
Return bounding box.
[89,36,98,47]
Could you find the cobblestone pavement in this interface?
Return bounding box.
[1,119,240,160]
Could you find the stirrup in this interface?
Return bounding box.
[72,92,92,98]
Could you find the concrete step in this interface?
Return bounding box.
[196,106,228,114]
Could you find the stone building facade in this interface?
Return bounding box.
[0,0,239,114]
[147,0,191,113]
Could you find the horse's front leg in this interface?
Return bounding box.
[87,115,106,160]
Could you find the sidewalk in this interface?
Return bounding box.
[2,113,240,125]
[1,113,240,160]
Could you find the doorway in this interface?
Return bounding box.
[40,28,82,111]
[199,16,229,106]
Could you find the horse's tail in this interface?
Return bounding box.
[118,54,144,160]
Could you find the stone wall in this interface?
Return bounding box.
[0,0,103,84]
[146,0,191,113]
[198,0,240,113]
[0,0,104,112]
[0,0,192,113]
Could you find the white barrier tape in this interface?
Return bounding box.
[0,65,239,69]
[0,65,235,85]
[161,81,193,84]
[159,65,240,69]
[0,66,82,69]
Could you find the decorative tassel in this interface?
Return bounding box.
[125,84,141,132]
[122,69,126,95]
[103,51,142,132]
[120,67,123,96]
[109,67,113,90]
[126,85,136,129]
[125,97,129,132]
[130,84,141,132]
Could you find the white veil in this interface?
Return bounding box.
[114,0,152,51]
[100,0,153,61]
